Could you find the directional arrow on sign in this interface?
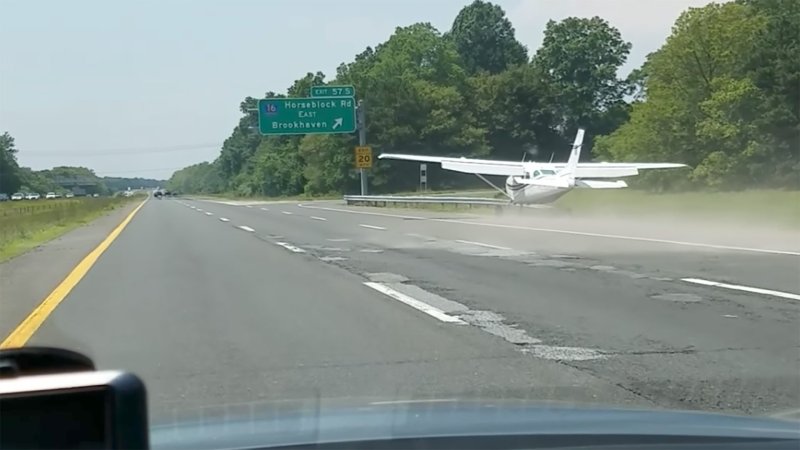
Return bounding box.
[332,118,343,130]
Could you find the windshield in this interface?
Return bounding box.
[0,0,798,434]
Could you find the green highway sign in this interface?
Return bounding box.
[258,97,357,135]
[310,85,355,98]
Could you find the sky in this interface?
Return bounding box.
[0,0,720,180]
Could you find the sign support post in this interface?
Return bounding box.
[357,100,368,195]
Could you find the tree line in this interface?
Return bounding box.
[0,133,163,195]
[11,0,796,198]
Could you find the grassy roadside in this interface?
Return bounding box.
[191,192,341,202]
[192,188,496,203]
[189,189,799,228]
[0,195,144,263]
[555,189,800,228]
[345,189,799,229]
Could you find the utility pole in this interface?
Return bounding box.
[357,99,368,195]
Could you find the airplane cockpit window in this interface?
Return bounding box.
[540,169,556,175]
[531,170,542,178]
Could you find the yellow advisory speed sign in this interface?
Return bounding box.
[355,146,372,168]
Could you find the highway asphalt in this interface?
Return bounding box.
[3,196,798,424]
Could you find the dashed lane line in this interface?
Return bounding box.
[275,242,306,253]
[455,239,511,250]
[364,282,466,324]
[682,278,800,301]
[359,224,386,230]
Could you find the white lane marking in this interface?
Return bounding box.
[319,256,347,262]
[275,242,306,253]
[359,224,386,230]
[298,204,799,256]
[238,225,255,232]
[682,278,800,301]
[310,216,327,221]
[260,207,270,211]
[406,233,438,241]
[219,217,230,222]
[281,211,293,215]
[205,212,213,216]
[771,408,800,420]
[245,205,253,208]
[455,239,511,250]
[363,282,466,324]
[196,208,204,212]
[370,399,457,405]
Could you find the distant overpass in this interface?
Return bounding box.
[52,177,100,188]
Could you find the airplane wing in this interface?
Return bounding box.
[378,154,526,177]
[378,154,686,179]
[552,162,688,179]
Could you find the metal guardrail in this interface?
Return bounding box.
[343,195,509,207]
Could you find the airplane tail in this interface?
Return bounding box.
[562,128,585,184]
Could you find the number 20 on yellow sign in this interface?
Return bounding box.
[355,146,372,169]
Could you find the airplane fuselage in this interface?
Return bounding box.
[505,176,573,204]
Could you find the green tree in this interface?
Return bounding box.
[469,65,563,161]
[737,0,800,186]
[532,16,632,146]
[0,132,22,194]
[288,71,326,97]
[594,2,787,189]
[448,0,528,74]
[299,134,357,195]
[168,162,224,194]
[330,23,489,191]
[235,138,305,197]
[17,167,59,194]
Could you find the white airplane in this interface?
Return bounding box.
[378,129,688,204]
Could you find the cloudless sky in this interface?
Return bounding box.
[0,0,719,180]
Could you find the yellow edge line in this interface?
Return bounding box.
[0,198,149,349]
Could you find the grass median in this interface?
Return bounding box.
[0,195,143,263]
[555,189,800,228]
[190,188,799,229]
[344,189,800,229]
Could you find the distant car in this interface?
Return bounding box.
[11,192,24,201]
[45,192,57,199]
[0,193,8,201]
[25,193,40,200]
[65,193,75,198]
[92,193,99,198]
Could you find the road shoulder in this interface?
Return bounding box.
[0,201,142,342]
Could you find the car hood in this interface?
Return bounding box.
[150,400,800,449]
